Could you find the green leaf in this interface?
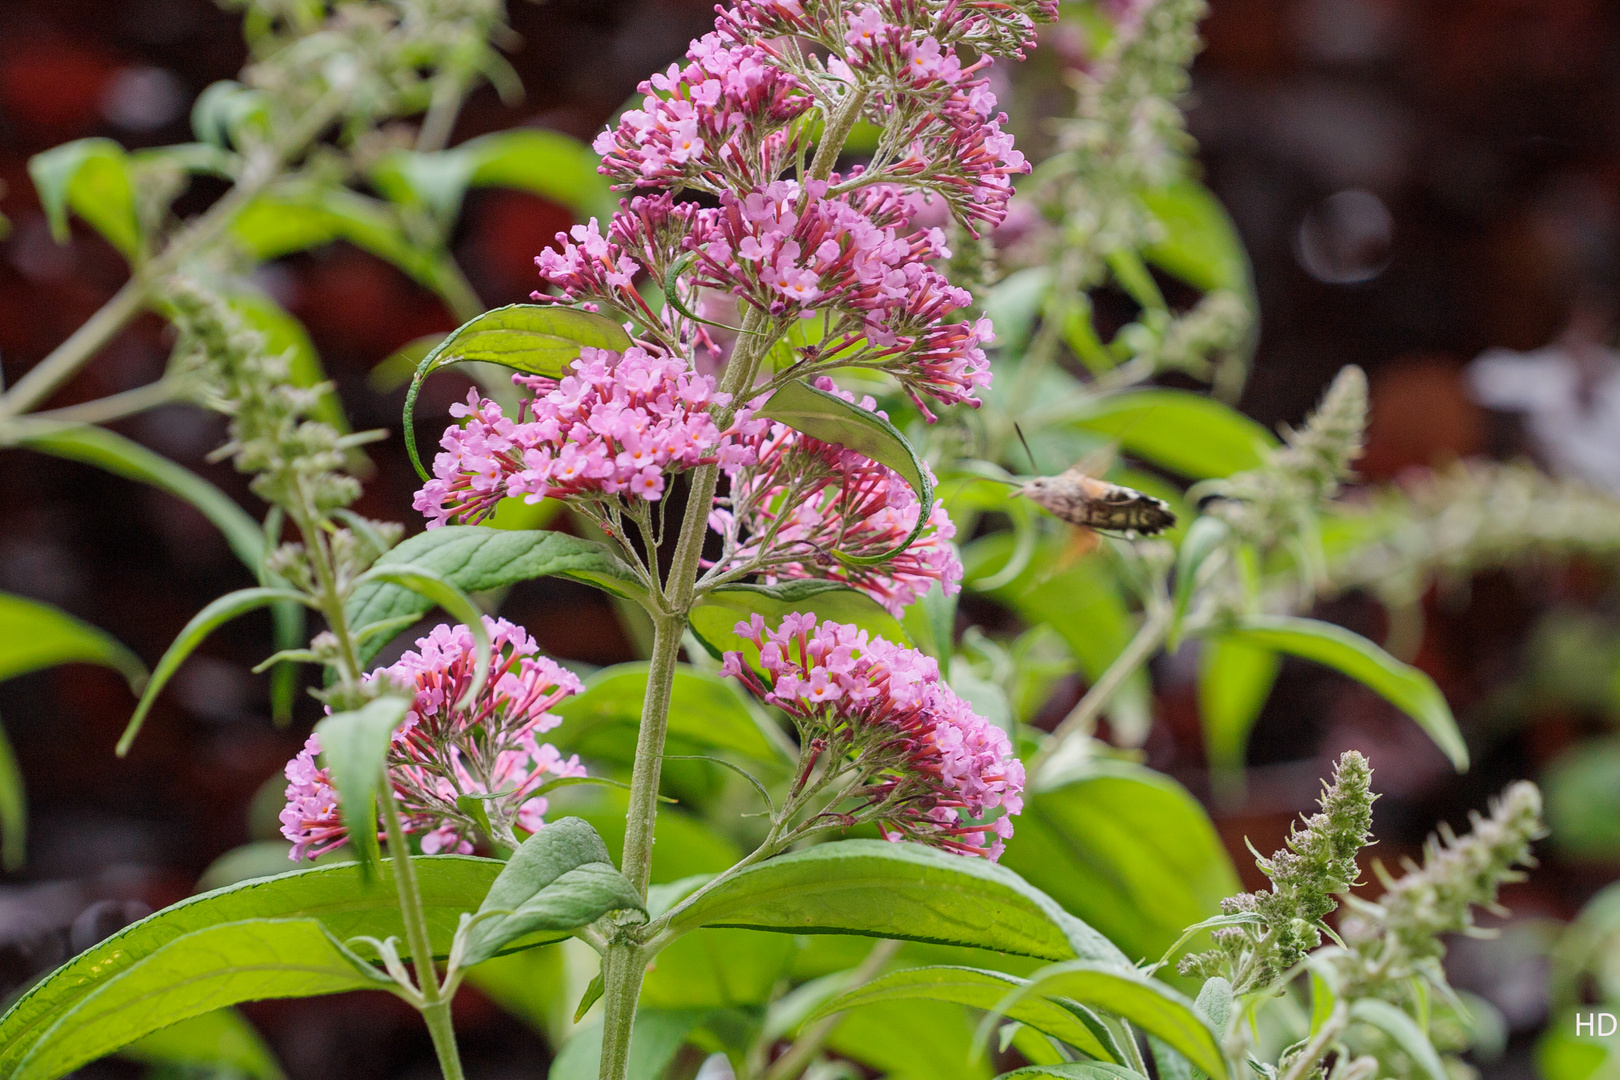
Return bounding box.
[0,855,548,1074]
[813,966,1119,1062]
[1140,178,1252,295]
[1349,999,1447,1080]
[1220,615,1468,770]
[118,587,308,756]
[829,998,992,1080]
[12,919,385,1080]
[403,305,632,478]
[549,1009,709,1080]
[1017,962,1226,1079]
[551,662,792,767]
[352,564,491,703]
[191,81,269,148]
[9,423,264,570]
[1170,517,1229,646]
[1197,634,1281,781]
[459,818,644,968]
[562,788,741,884]
[28,138,140,259]
[997,1064,1147,1080]
[757,380,934,563]
[373,130,616,225]
[639,928,799,1009]
[1063,391,1277,480]
[346,527,645,664]
[120,1008,284,1080]
[1000,758,1240,968]
[689,580,910,665]
[312,698,411,873]
[0,719,22,873]
[0,591,146,691]
[661,838,1126,965]
[985,267,1053,358]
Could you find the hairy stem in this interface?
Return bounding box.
[421,1001,467,1080]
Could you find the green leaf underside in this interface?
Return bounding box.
[0,856,554,1075]
[313,697,411,872]
[689,580,910,664]
[815,966,1117,1062]
[998,1064,1147,1080]
[13,919,383,1080]
[829,998,991,1080]
[119,1008,284,1080]
[461,817,644,967]
[663,839,1126,965]
[346,528,644,665]
[1066,391,1277,480]
[551,662,791,766]
[1001,758,1239,966]
[9,424,264,571]
[0,592,145,690]
[1223,615,1468,770]
[1019,962,1226,1080]
[758,380,934,563]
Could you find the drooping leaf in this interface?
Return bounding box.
[660,839,1125,965]
[551,662,792,767]
[0,718,24,873]
[118,587,309,755]
[372,129,615,225]
[1170,517,1229,645]
[813,966,1118,1062]
[1016,961,1226,1079]
[757,379,934,563]
[1001,758,1239,968]
[1062,391,1277,480]
[28,138,140,258]
[688,579,910,665]
[403,305,632,477]
[1348,999,1447,1080]
[1219,615,1467,770]
[1197,634,1281,781]
[459,817,644,968]
[312,697,411,873]
[1140,178,1252,295]
[346,527,646,664]
[9,423,264,570]
[120,1008,284,1080]
[0,592,146,692]
[12,919,387,1080]
[0,855,549,1075]
[350,564,491,703]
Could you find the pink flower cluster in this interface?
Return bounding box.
[594,36,812,193]
[721,613,1023,859]
[712,379,962,615]
[413,346,760,526]
[280,617,586,860]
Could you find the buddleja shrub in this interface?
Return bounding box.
[0,2,1560,1080]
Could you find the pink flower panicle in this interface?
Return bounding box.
[720,613,1023,859]
[712,378,962,616]
[280,617,586,860]
[413,345,763,527]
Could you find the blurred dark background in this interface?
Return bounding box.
[2,0,1619,1076]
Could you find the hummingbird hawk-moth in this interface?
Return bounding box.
[1020,467,1177,536]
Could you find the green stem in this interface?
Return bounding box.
[1034,602,1171,768]
[421,1001,467,1080]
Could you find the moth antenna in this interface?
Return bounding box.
[1013,423,1038,473]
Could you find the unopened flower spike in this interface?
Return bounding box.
[281,616,586,859]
